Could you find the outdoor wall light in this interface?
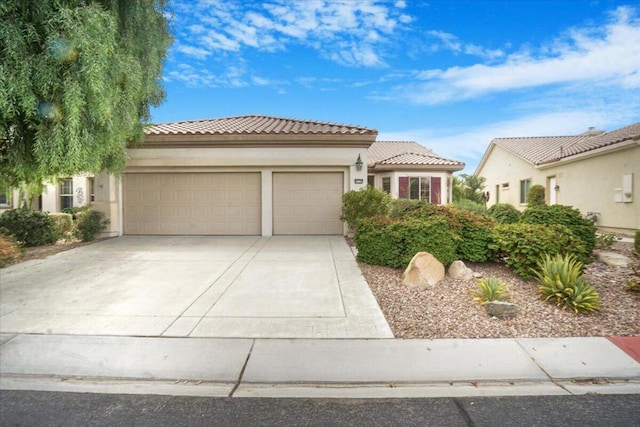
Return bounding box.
[355,154,363,171]
[554,185,560,191]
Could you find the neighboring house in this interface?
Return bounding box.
[475,122,640,234]
[367,141,465,204]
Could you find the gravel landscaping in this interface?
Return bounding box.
[360,241,639,339]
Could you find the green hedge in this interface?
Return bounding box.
[355,216,460,267]
[487,203,521,224]
[488,223,587,279]
[452,209,495,262]
[521,205,596,256]
[341,187,391,230]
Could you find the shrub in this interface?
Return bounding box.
[341,187,391,230]
[625,264,640,299]
[635,231,640,254]
[355,216,460,267]
[488,223,586,279]
[0,232,22,267]
[0,208,60,247]
[527,185,546,206]
[50,213,74,237]
[521,204,596,257]
[533,253,600,314]
[73,209,109,242]
[451,209,495,262]
[487,203,521,224]
[389,198,427,219]
[473,277,510,305]
[449,198,486,215]
[595,232,617,250]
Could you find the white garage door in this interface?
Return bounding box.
[124,173,261,235]
[273,172,343,235]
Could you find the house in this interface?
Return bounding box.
[0,175,96,213]
[91,115,376,237]
[367,141,465,204]
[475,122,640,234]
[2,115,467,236]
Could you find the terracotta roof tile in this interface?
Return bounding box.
[369,141,464,168]
[146,115,377,136]
[492,122,640,165]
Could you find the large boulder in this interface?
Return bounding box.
[403,252,445,289]
[448,260,474,281]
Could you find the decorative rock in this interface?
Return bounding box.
[448,260,474,281]
[473,272,483,279]
[403,252,445,289]
[485,301,519,318]
[596,251,632,268]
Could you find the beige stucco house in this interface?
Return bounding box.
[2,115,467,236]
[367,141,465,204]
[475,122,640,234]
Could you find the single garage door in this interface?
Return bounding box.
[124,173,261,235]
[273,172,343,235]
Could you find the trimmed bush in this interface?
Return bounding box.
[355,216,460,267]
[520,204,596,257]
[488,223,586,279]
[341,187,391,230]
[527,185,546,206]
[50,213,74,237]
[635,230,640,254]
[0,232,22,267]
[389,198,427,219]
[487,203,521,224]
[73,209,108,242]
[451,209,495,262]
[0,208,60,247]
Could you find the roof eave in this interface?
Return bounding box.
[538,138,640,169]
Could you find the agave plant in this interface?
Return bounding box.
[473,277,510,305]
[533,253,600,314]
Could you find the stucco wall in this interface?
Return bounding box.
[479,144,640,233]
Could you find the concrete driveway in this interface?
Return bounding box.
[0,236,392,339]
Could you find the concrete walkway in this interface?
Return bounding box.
[1,335,639,398]
[0,236,392,339]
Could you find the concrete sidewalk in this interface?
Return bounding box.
[1,334,639,398]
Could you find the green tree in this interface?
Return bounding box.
[0,0,172,187]
[457,174,486,203]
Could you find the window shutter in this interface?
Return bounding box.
[430,177,441,204]
[399,177,409,198]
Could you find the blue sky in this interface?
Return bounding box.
[152,0,640,173]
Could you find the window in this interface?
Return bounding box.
[501,183,509,189]
[520,179,531,204]
[0,187,8,206]
[367,175,375,188]
[88,177,95,202]
[382,177,391,194]
[495,184,500,203]
[399,176,430,201]
[60,178,73,210]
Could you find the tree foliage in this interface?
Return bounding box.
[0,0,172,187]
[455,174,486,203]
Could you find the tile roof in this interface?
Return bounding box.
[145,115,377,136]
[368,141,465,168]
[492,122,640,165]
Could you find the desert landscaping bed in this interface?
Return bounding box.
[361,241,639,339]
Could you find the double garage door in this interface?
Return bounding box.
[123,172,343,235]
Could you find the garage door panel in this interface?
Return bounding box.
[273,172,343,235]
[124,173,261,235]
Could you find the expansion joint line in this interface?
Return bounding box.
[229,339,255,397]
[514,339,572,395]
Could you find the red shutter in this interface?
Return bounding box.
[430,177,441,204]
[399,177,409,199]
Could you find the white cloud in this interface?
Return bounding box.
[426,30,505,60]
[175,44,211,60]
[172,0,412,68]
[392,6,640,105]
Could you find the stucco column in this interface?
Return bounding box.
[261,170,273,236]
[93,171,121,237]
